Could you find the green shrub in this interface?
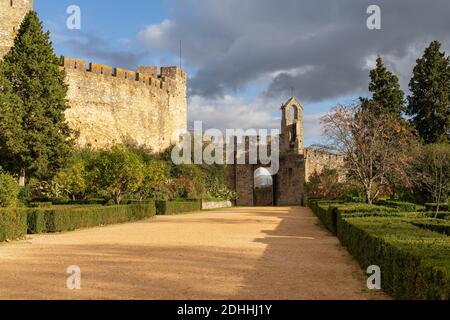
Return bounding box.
[378,200,418,212]
[26,203,156,233]
[344,196,365,203]
[411,219,450,236]
[0,208,27,241]
[29,202,52,208]
[0,173,20,208]
[46,203,156,232]
[342,211,426,219]
[335,204,399,214]
[425,203,450,212]
[313,203,337,234]
[156,200,201,215]
[27,209,47,234]
[424,212,450,219]
[337,217,450,300]
[49,198,71,205]
[309,202,399,235]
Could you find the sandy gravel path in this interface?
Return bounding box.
[0,206,387,300]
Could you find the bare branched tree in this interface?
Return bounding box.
[321,103,417,204]
[414,144,450,216]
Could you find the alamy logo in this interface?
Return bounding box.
[366,265,381,290]
[66,265,81,290]
[66,5,81,30]
[171,121,280,175]
[366,5,381,30]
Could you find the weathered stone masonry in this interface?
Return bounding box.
[63,58,187,152]
[0,0,32,59]
[1,0,188,153]
[226,97,345,206]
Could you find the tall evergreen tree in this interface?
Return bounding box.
[407,40,450,144]
[0,11,72,186]
[361,56,406,117]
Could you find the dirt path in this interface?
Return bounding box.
[0,206,387,300]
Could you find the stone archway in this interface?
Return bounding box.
[254,167,275,206]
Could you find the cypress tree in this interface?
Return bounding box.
[0,11,72,186]
[361,56,405,117]
[407,40,450,144]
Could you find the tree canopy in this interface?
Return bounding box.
[0,11,72,185]
[361,56,405,117]
[408,41,450,144]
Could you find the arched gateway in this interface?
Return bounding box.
[226,97,307,206]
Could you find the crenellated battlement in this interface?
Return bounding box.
[1,4,187,153]
[61,57,187,95]
[62,56,188,151]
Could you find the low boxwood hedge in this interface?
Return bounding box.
[337,217,450,300]
[27,203,156,233]
[411,219,450,236]
[309,202,399,235]
[0,209,28,242]
[377,200,418,212]
[29,202,52,208]
[156,200,201,215]
[27,209,47,234]
[425,203,450,212]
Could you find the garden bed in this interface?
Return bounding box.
[308,200,450,300]
[155,200,202,215]
[337,217,450,299]
[0,203,156,241]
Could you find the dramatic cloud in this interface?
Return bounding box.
[138,0,450,102]
[188,95,280,131]
[63,32,149,69]
[188,95,325,143]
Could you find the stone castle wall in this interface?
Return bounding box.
[304,148,345,182]
[0,0,33,59]
[0,1,188,153]
[63,58,187,152]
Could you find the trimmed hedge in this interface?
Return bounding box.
[27,209,47,234]
[29,202,52,208]
[411,219,450,236]
[424,212,450,219]
[27,203,156,233]
[156,200,201,215]
[377,200,418,212]
[425,203,450,212]
[0,209,28,242]
[309,202,399,235]
[31,198,107,206]
[337,217,450,300]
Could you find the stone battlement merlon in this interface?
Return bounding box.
[60,57,187,91]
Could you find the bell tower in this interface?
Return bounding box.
[280,97,304,155]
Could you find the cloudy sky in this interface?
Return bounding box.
[35,0,450,146]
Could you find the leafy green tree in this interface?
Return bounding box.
[135,160,170,201]
[0,70,25,178]
[408,41,450,144]
[54,161,87,200]
[87,145,143,204]
[361,56,405,116]
[0,11,72,186]
[306,167,341,199]
[0,171,21,207]
[413,144,450,215]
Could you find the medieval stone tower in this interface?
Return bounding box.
[0,0,188,153]
[0,0,33,59]
[276,97,306,205]
[280,97,304,155]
